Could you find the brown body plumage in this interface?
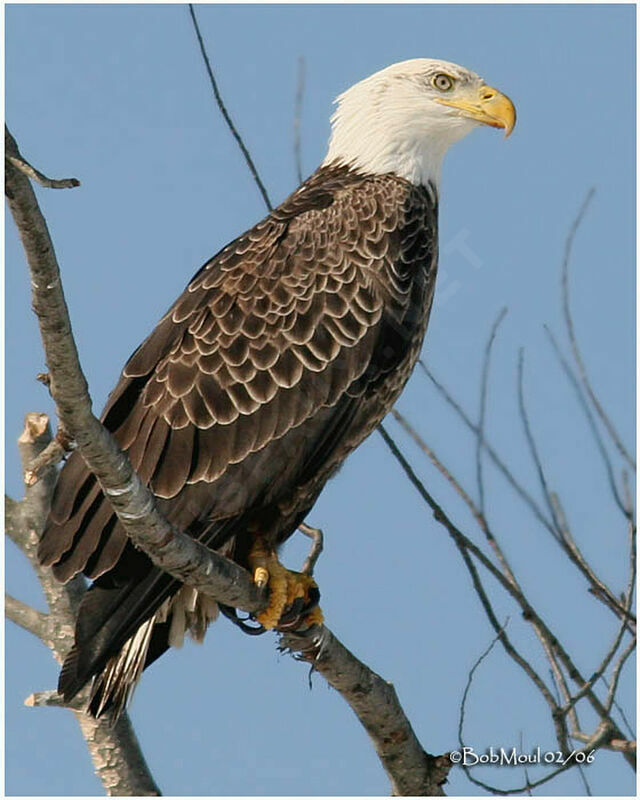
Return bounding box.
[39,164,438,716]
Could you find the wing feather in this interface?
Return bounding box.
[151,424,194,499]
[84,515,127,580]
[56,495,116,582]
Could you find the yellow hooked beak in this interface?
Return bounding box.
[436,84,516,137]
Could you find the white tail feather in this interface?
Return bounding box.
[90,613,156,718]
[89,588,220,716]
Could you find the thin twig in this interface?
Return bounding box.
[5,151,80,189]
[293,56,305,184]
[391,408,518,585]
[458,722,615,795]
[477,307,507,515]
[378,423,635,770]
[458,625,505,750]
[5,594,48,639]
[419,362,557,535]
[518,342,634,627]
[379,426,560,712]
[516,350,563,541]
[532,637,572,753]
[455,538,562,725]
[518,731,534,797]
[298,521,323,576]
[187,4,273,212]
[562,601,635,715]
[601,673,636,739]
[379,425,550,643]
[547,661,580,744]
[572,730,636,754]
[621,470,636,524]
[515,354,632,661]
[560,188,635,471]
[545,326,627,516]
[621,474,637,635]
[24,424,74,486]
[25,689,83,709]
[604,635,636,716]
[550,491,635,632]
[576,759,593,796]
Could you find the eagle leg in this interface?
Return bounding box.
[248,538,323,631]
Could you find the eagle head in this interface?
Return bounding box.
[324,58,516,188]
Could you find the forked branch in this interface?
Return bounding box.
[6,415,160,796]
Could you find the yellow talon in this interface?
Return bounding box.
[254,566,269,588]
[248,538,322,630]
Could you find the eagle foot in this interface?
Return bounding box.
[249,540,323,631]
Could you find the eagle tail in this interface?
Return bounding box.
[61,615,158,719]
[58,564,178,716]
[86,613,158,718]
[59,561,222,718]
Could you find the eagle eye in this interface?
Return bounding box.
[432,73,454,92]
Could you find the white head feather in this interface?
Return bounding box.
[324,58,508,189]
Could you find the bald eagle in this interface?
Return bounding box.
[39,58,515,718]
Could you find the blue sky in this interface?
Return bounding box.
[6,3,635,796]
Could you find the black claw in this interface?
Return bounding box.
[220,586,321,635]
[276,585,321,631]
[219,603,266,636]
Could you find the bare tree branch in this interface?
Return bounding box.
[25,689,82,709]
[419,362,558,535]
[602,672,636,740]
[560,188,635,472]
[390,408,518,585]
[280,627,450,796]
[298,521,323,576]
[6,416,161,796]
[5,594,48,639]
[572,730,636,755]
[476,306,507,515]
[377,423,636,773]
[24,423,74,486]
[517,351,634,629]
[604,636,636,716]
[544,326,628,516]
[458,626,509,792]
[5,151,80,189]
[516,350,564,541]
[379,426,561,710]
[389,406,587,761]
